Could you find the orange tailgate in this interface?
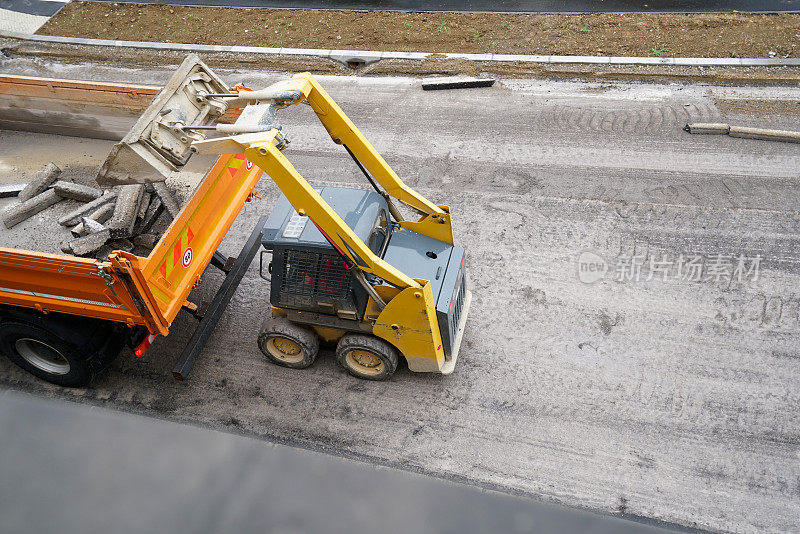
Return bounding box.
[133,154,263,326]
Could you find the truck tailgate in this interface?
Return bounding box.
[128,154,263,327]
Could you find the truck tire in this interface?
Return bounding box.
[0,322,93,387]
[258,316,319,369]
[335,334,399,381]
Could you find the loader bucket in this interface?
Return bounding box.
[96,54,229,186]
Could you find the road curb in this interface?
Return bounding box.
[2,30,800,68]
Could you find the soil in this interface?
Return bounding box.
[39,1,800,58]
[713,98,800,116]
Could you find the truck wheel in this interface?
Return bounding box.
[336,334,399,381]
[0,322,92,387]
[258,316,319,369]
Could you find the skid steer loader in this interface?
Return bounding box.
[188,63,473,380]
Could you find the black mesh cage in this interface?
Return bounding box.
[275,249,356,313]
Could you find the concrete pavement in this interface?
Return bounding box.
[0,59,799,532]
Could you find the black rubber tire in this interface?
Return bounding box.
[257,316,320,369]
[335,334,399,381]
[0,321,92,387]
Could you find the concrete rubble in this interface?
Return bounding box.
[133,197,164,236]
[152,181,180,219]
[58,192,117,227]
[79,216,106,236]
[3,189,61,228]
[64,229,111,256]
[3,160,183,259]
[107,184,144,239]
[70,203,115,237]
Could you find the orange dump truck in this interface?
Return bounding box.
[0,137,265,386]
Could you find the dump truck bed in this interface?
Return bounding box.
[0,152,263,336]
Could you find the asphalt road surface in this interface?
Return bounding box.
[0,390,672,534]
[88,0,800,13]
[0,59,799,533]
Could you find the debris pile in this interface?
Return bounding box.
[2,162,181,261]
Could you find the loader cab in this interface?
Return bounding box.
[261,186,467,360]
[261,187,389,323]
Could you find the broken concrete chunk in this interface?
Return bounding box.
[3,189,61,228]
[107,238,134,253]
[18,162,61,202]
[69,229,110,257]
[58,192,117,227]
[133,196,164,236]
[0,183,25,198]
[71,203,116,236]
[53,181,103,202]
[132,233,158,249]
[80,216,107,235]
[107,184,144,239]
[89,202,116,225]
[137,192,152,220]
[60,241,73,254]
[152,181,181,218]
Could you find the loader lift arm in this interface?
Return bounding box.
[194,72,455,292]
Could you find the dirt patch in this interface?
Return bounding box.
[714,98,800,116]
[40,2,800,58]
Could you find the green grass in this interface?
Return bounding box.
[649,45,670,57]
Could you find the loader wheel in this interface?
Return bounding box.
[336,334,399,381]
[258,316,319,369]
[0,322,92,387]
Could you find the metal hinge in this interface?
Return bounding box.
[94,265,117,296]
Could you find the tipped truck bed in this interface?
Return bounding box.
[0,153,264,336]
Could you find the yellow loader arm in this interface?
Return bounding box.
[193,73,454,290]
[287,74,448,219]
[193,73,459,372]
[197,128,417,289]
